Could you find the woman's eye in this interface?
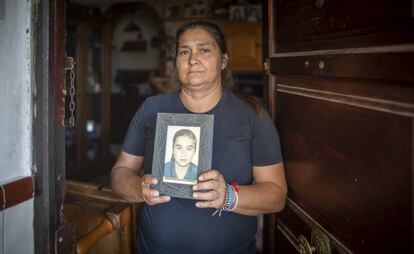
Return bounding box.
[201,48,210,53]
[179,50,189,55]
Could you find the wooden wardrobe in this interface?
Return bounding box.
[265,0,414,253]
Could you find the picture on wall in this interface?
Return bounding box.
[229,5,245,22]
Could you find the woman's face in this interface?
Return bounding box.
[176,27,227,92]
[173,136,196,167]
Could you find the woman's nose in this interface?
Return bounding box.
[189,51,199,64]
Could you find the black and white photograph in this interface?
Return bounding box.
[163,126,200,185]
[151,113,213,199]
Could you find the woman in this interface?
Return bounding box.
[111,21,287,254]
[163,128,198,182]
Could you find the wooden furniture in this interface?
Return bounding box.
[163,19,263,72]
[265,0,414,253]
[64,180,137,254]
[223,23,263,71]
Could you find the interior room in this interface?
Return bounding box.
[63,1,267,253]
[65,0,265,186]
[1,0,412,253]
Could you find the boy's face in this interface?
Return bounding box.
[173,136,196,167]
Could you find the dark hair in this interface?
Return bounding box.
[173,129,197,148]
[174,20,263,115]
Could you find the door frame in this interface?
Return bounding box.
[263,0,278,252]
[33,0,66,253]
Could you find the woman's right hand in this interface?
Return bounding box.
[140,174,171,205]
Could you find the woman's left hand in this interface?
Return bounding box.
[192,169,226,209]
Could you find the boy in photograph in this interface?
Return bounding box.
[164,129,198,182]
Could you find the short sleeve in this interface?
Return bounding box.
[251,111,283,166]
[122,100,148,156]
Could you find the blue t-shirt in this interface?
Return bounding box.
[164,161,198,181]
[122,90,283,254]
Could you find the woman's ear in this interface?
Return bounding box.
[221,54,228,70]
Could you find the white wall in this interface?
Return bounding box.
[0,0,34,253]
[111,10,161,93]
[112,14,160,70]
[0,0,32,180]
[2,200,33,254]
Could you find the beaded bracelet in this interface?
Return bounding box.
[212,182,240,216]
[223,184,234,211]
[228,189,239,211]
[212,184,229,217]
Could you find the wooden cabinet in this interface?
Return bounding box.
[163,21,263,71]
[266,0,414,253]
[64,180,137,254]
[222,23,263,71]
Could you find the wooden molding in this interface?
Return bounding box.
[0,176,34,211]
[270,50,414,82]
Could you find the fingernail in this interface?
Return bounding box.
[195,202,200,207]
[193,185,198,190]
[193,193,198,198]
[199,175,204,181]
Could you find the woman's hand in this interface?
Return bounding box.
[192,170,226,209]
[140,174,171,205]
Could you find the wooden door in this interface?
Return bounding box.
[33,0,68,252]
[265,0,414,253]
[223,23,263,71]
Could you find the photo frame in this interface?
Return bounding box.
[229,5,245,22]
[164,2,181,19]
[187,0,209,18]
[151,113,214,199]
[246,5,262,23]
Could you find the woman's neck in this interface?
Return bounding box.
[179,85,222,113]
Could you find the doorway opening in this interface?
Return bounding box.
[65,1,165,186]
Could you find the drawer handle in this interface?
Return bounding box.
[298,235,314,254]
[298,229,331,254]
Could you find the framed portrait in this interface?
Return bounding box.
[164,2,181,19]
[187,0,209,18]
[229,5,245,22]
[246,5,262,23]
[151,113,214,199]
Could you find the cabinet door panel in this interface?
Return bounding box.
[223,23,262,71]
[273,77,412,253]
[267,1,414,253]
[274,0,414,52]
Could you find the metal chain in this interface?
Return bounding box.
[65,57,76,127]
[68,67,76,127]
